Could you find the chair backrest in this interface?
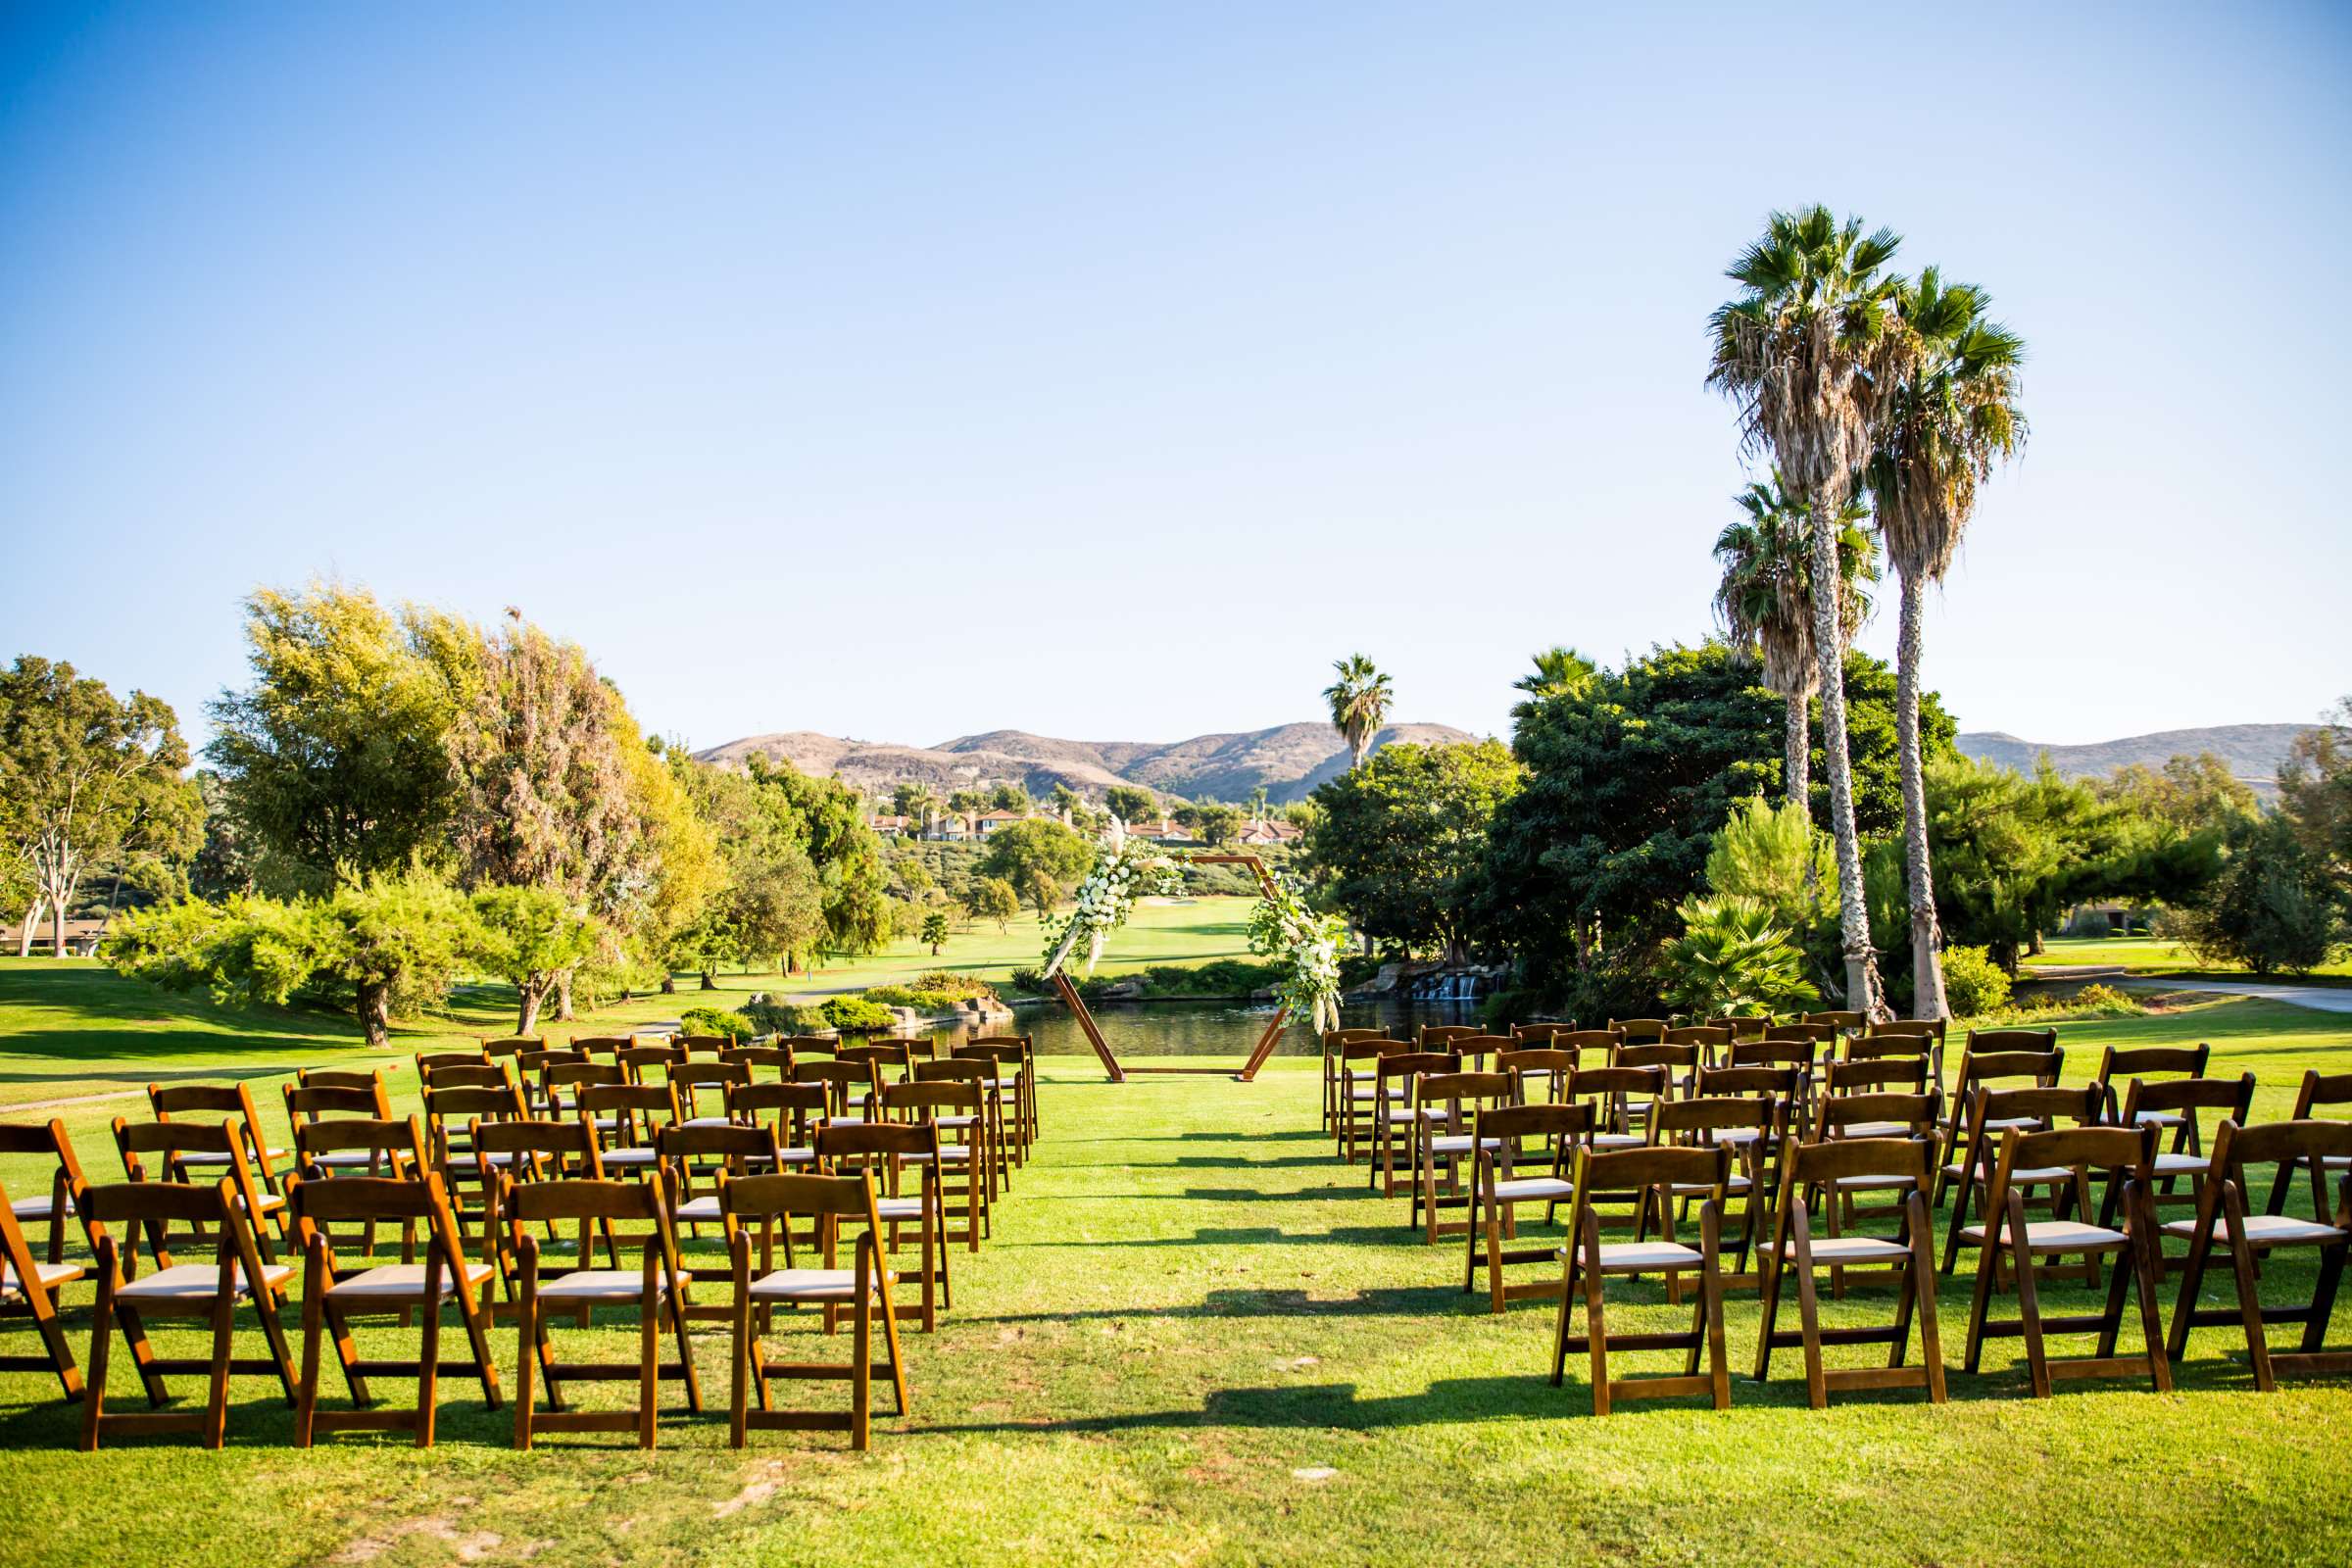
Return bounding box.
[1816,1092,1940,1140]
[1608,1017,1670,1045]
[283,1080,392,1133]
[1326,1027,1395,1047]
[416,1049,490,1081]
[1508,1021,1579,1045]
[675,1034,736,1054]
[1695,1064,1800,1105]
[670,1059,751,1117]
[1707,1015,1771,1041]
[1845,1033,1933,1064]
[1418,1025,1482,1048]
[1824,1056,1926,1095]
[1951,1084,2100,1178]
[1866,1017,1945,1045]
[1990,1123,2155,1207]
[616,1044,685,1082]
[2119,1072,2254,1128]
[2287,1069,2352,1119]
[720,1168,881,1224]
[1572,1142,1730,1203]
[545,1059,625,1095]
[297,1066,390,1093]
[729,1081,830,1145]
[953,1042,1027,1076]
[1341,1039,1410,1068]
[296,1113,431,1172]
[880,1080,982,1122]
[1779,1136,1931,1207]
[515,1046,583,1080]
[2095,1043,2210,1120]
[1954,1043,2065,1095]
[499,1174,676,1275]
[1965,1026,2059,1055]
[722,1045,797,1079]
[1803,1010,1866,1035]
[1763,1022,1836,1046]
[2208,1118,2352,1203]
[1652,1093,1778,1145]
[795,1058,882,1117]
[1375,1051,1461,1091]
[420,1062,513,1092]
[837,1043,913,1078]
[816,1119,937,1169]
[1414,1069,1514,1121]
[78,1177,266,1283]
[1446,1035,1512,1067]
[912,1058,992,1088]
[569,1035,632,1059]
[576,1082,680,1148]
[470,1115,599,1176]
[479,1036,540,1061]
[1567,1065,1667,1134]
[147,1082,270,1148]
[1494,1047,1581,1098]
[1731,1039,1816,1073]
[111,1118,270,1254]
[1473,1100,1593,1147]
[782,1035,839,1058]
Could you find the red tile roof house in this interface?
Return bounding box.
[972,809,1029,838]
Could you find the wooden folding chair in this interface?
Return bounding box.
[1853,1020,1946,1101]
[913,1058,1007,1202]
[114,1116,286,1263]
[1728,1040,1818,1133]
[1755,1137,1944,1407]
[2165,1118,2351,1390]
[1648,1093,1780,1296]
[1940,1083,2102,1278]
[616,1043,686,1086]
[880,1081,990,1250]
[1608,1018,1671,1046]
[1464,1102,1590,1311]
[292,1114,431,1271]
[795,1058,881,1129]
[1549,1144,1734,1414]
[424,1080,530,1237]
[472,1117,616,1294]
[720,1169,908,1450]
[542,1058,624,1124]
[2093,1042,2212,1133]
[76,1178,298,1449]
[1322,1029,1395,1135]
[2265,1070,2352,1216]
[1707,1015,1771,1042]
[1932,1033,2064,1206]
[1419,1024,1483,1051]
[1812,1090,1941,1296]
[658,1120,782,1279]
[671,1059,751,1128]
[1508,1021,1582,1047]
[1411,1070,1514,1243]
[146,1081,290,1214]
[728,1081,828,1170]
[816,1121,947,1329]
[514,1046,586,1112]
[1960,1122,2171,1396]
[1372,1051,1461,1197]
[722,1044,798,1082]
[0,1156,84,1402]
[1494,1046,1580,1106]
[1336,1039,1409,1162]
[1613,1042,1697,1139]
[2104,1074,2255,1264]
[1566,1064,1667,1154]
[957,1040,1036,1167]
[283,1075,396,1181]
[501,1175,700,1448]
[287,1168,501,1446]
[577,1081,680,1179]
[0,1117,92,1266]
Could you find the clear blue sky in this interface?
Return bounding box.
[4,3,2347,757]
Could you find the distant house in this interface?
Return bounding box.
[972,809,1029,839]
[868,813,914,839]
[923,812,975,842]
[1126,815,1200,847]
[1235,816,1299,847]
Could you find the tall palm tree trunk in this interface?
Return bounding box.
[1783,691,1810,808]
[1808,493,1883,1014]
[1894,569,1947,1018]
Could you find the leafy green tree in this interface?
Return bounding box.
[1710,206,1907,1012]
[1307,739,1520,962]
[895,782,940,823]
[470,884,595,1034]
[321,873,479,1046]
[1868,268,2028,1017]
[989,783,1030,813]
[1476,643,1941,1014]
[1104,785,1157,824]
[1711,475,1875,810]
[1508,647,1600,744]
[748,754,891,956]
[1660,896,1820,1018]
[206,582,476,892]
[1322,654,1394,771]
[2278,699,2352,884]
[1,656,200,957]
[2173,812,2345,975]
[921,910,951,956]
[963,875,1021,933]
[1049,784,1083,821]
[947,789,987,816]
[1195,803,1243,849]
[977,818,1094,917]
[2094,753,2258,835]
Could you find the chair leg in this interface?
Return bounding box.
[1905,1193,1946,1401]
[638,1248,659,1449]
[2007,1193,2051,1398]
[416,1290,442,1449]
[727,1237,751,1449]
[514,1274,538,1450]
[297,1242,325,1446]
[81,1250,115,1451]
[1789,1201,1826,1410]
[1702,1201,1731,1410]
[204,1272,234,1449]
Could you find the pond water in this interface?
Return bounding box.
[901,997,1484,1058]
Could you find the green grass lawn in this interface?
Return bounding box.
[2026,936,2352,985]
[0,964,2346,1564]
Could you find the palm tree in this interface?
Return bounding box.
[1712,472,1877,809]
[1868,269,2027,1018]
[897,781,939,831]
[1322,655,1394,772]
[1708,205,1907,1013]
[1507,646,1599,744]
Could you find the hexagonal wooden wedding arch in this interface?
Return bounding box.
[1048,853,1292,1083]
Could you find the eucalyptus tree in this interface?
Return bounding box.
[1711,472,1877,808]
[1868,269,2027,1017]
[1708,206,1908,1011]
[1323,655,1394,771]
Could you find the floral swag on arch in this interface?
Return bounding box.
[1039,818,1347,1036]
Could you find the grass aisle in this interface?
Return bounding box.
[0,990,2348,1562]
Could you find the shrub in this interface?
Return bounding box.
[910,971,997,1001]
[1939,945,2012,1017]
[1659,896,1820,1018]
[677,1004,755,1040]
[1972,981,2143,1027]
[821,996,897,1033]
[2173,814,2345,975]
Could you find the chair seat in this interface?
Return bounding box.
[598,1149,659,1166]
[1428,1135,1502,1155]
[679,1116,733,1129]
[2162,1214,2349,1246]
[1713,1127,1765,1147]
[1826,1174,1918,1193]
[936,1114,979,1128]
[1943,1162,2070,1185]
[1959,1219,2129,1251]
[1979,1116,2037,1133]
[2129,1109,2187,1128]
[1,1259,82,1293]
[1571,1240,1703,1270]
[118,1261,296,1302]
[1385,1108,1448,1124]
[10,1195,58,1220]
[325,1260,496,1300]
[308,1150,388,1169]
[1492,1176,1575,1201]
[1765,1234,1911,1263]
[901,1147,970,1164]
[2152,1152,2208,1176]
[444,1151,523,1170]
[874,1197,926,1222]
[746,1266,894,1302]
[532,1268,675,1302]
[674,1196,723,1222]
[1839,1120,1913,1140]
[1592,1132,1645,1150]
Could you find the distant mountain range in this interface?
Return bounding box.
[694,722,1481,804]
[1954,724,2313,792]
[696,719,2316,807]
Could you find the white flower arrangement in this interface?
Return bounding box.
[1248,873,1350,1035]
[1041,817,1186,980]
